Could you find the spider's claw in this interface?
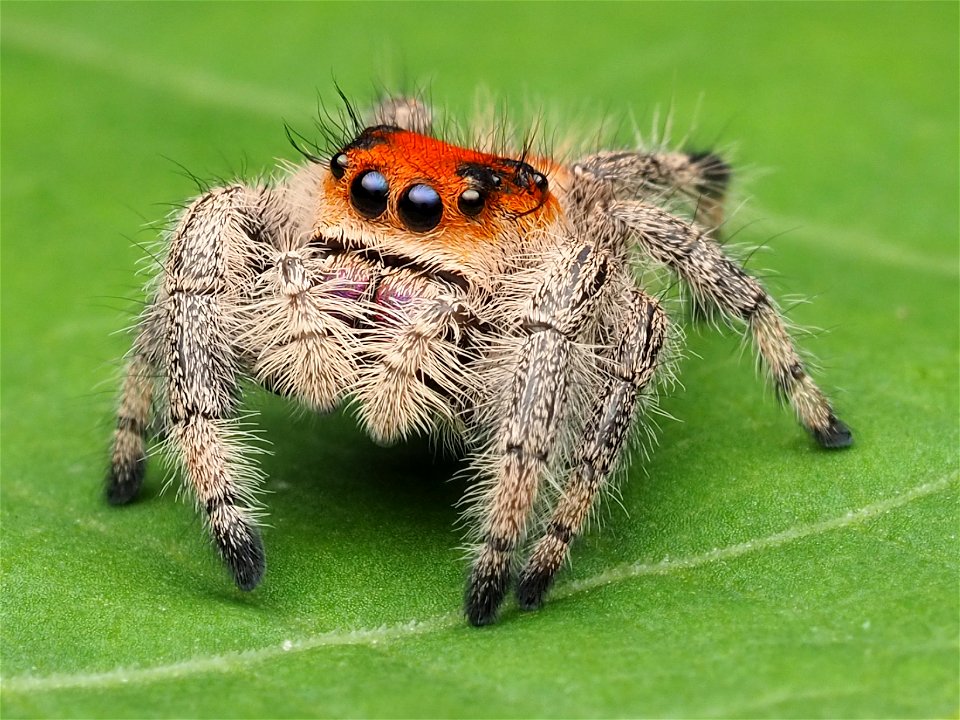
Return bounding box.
[105,455,145,505]
[516,566,553,611]
[814,414,853,449]
[217,522,265,592]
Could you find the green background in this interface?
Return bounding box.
[2,2,957,717]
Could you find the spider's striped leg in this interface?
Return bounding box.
[576,150,730,229]
[107,349,155,505]
[517,288,667,610]
[466,241,610,626]
[603,198,852,448]
[159,185,275,590]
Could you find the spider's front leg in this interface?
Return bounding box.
[517,287,667,610]
[466,241,609,626]
[109,184,283,590]
[598,194,852,448]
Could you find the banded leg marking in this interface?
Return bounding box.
[606,200,851,448]
[107,353,154,504]
[517,290,667,609]
[163,186,270,590]
[466,242,609,626]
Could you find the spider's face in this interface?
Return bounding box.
[313,126,560,278]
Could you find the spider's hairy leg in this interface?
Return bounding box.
[601,198,852,448]
[107,351,155,504]
[466,242,609,626]
[369,95,433,135]
[576,150,731,230]
[354,282,472,445]
[517,287,667,610]
[159,185,279,591]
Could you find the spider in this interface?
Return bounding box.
[106,94,852,626]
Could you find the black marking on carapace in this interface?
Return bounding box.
[341,124,403,153]
[501,158,549,194]
[814,414,854,449]
[309,234,470,293]
[457,163,505,194]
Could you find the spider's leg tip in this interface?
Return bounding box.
[814,414,853,449]
[221,525,266,592]
[516,567,553,611]
[465,571,509,627]
[105,457,145,505]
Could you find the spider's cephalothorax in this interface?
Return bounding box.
[107,96,852,626]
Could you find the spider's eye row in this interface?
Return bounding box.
[329,153,349,180]
[350,170,389,218]
[399,183,443,232]
[457,188,485,217]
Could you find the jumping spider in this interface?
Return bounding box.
[107,94,852,626]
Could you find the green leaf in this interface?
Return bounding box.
[2,3,957,717]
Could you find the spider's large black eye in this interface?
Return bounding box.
[351,170,389,218]
[458,188,485,217]
[329,153,348,180]
[398,183,443,232]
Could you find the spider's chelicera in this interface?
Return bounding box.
[107,96,852,626]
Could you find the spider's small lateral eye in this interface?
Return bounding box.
[351,170,389,218]
[532,172,548,191]
[457,188,485,217]
[399,183,443,232]
[329,153,348,180]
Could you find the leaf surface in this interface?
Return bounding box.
[1,3,957,717]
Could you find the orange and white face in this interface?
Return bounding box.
[313,125,562,280]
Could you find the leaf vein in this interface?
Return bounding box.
[3,473,954,694]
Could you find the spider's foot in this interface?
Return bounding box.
[106,455,145,505]
[465,556,510,626]
[814,413,853,449]
[688,151,732,195]
[516,565,554,611]
[215,520,265,592]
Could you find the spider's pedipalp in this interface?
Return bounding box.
[517,287,668,610]
[354,281,475,445]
